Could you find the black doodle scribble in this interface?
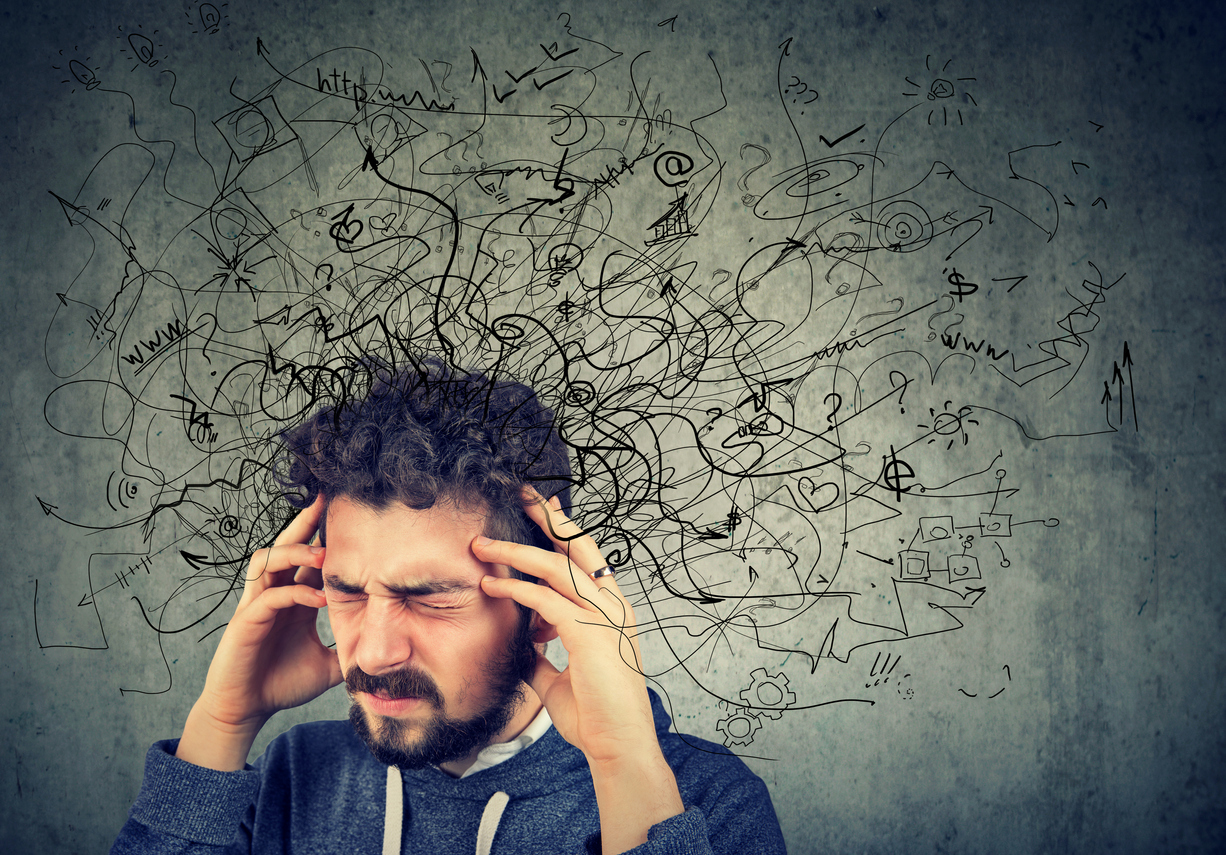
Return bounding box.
[959,664,1012,699]
[33,9,1134,753]
[186,2,228,37]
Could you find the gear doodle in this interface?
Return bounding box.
[738,668,796,720]
[715,709,763,747]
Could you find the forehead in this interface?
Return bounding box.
[323,496,489,585]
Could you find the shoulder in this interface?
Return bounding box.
[657,727,770,799]
[261,718,363,755]
[647,690,774,801]
[646,691,786,849]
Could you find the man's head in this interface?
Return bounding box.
[277,358,571,769]
[279,356,572,553]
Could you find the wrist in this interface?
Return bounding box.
[588,748,684,855]
[587,741,671,782]
[175,702,267,771]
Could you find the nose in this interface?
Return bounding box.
[352,598,414,676]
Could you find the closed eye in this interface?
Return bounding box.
[413,599,462,611]
[322,574,471,612]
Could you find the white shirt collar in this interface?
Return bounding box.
[457,703,553,779]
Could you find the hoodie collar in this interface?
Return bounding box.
[456,703,553,779]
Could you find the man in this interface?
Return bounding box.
[112,358,786,854]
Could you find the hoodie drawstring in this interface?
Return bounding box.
[382,767,509,855]
[383,766,404,855]
[476,791,510,855]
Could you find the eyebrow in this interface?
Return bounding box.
[322,573,475,597]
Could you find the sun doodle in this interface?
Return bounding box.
[903,56,978,126]
[917,401,979,449]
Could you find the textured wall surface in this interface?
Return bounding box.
[1,1,1223,852]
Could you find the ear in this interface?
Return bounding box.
[528,610,559,644]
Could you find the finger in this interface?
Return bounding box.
[239,583,329,628]
[484,574,643,676]
[585,567,624,599]
[473,535,602,608]
[539,496,626,594]
[294,559,325,590]
[481,573,632,632]
[241,543,326,605]
[523,489,627,597]
[302,637,345,690]
[322,648,345,690]
[481,573,583,623]
[523,489,608,572]
[273,493,326,548]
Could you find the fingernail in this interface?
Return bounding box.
[309,546,324,554]
[481,575,497,584]
[549,496,562,510]
[474,536,493,547]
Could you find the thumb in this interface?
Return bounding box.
[326,648,344,688]
[313,643,344,689]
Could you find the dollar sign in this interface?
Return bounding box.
[946,267,978,302]
[881,445,914,502]
[726,507,743,531]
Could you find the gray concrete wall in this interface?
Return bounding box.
[1,1,1222,851]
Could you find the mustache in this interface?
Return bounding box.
[345,664,443,706]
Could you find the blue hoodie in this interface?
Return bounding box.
[111,690,787,854]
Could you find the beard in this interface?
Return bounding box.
[346,609,539,770]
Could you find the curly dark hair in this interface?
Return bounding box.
[277,357,572,560]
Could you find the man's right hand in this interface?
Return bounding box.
[175,495,343,771]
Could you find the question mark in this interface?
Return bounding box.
[840,440,872,473]
[844,441,872,459]
[708,269,734,304]
[888,370,909,414]
[737,143,771,206]
[926,294,963,342]
[314,262,334,282]
[823,392,842,432]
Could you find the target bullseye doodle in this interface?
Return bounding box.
[875,200,933,252]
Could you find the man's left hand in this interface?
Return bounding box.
[473,490,652,766]
[473,490,685,855]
